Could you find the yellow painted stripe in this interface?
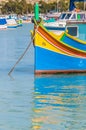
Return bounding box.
[35,32,67,54]
[34,32,80,58]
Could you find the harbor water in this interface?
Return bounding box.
[0,23,86,130]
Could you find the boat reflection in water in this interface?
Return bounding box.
[32,74,86,130]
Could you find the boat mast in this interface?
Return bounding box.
[84,0,86,11]
[57,0,60,12]
[56,0,58,12]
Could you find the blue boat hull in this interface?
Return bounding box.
[35,46,86,74]
[7,25,18,28]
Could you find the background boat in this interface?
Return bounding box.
[16,19,23,27]
[0,18,7,29]
[44,0,86,35]
[6,19,18,28]
[44,11,86,35]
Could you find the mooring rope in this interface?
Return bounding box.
[8,25,39,76]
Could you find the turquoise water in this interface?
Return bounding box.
[0,23,86,130]
[33,75,86,130]
[0,24,34,130]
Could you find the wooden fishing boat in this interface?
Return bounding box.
[31,3,86,75]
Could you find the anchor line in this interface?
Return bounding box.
[8,25,39,76]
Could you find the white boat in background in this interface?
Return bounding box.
[43,10,86,35]
[0,18,7,29]
[6,19,18,28]
[22,15,32,23]
[44,12,61,21]
[43,0,86,35]
[58,10,86,24]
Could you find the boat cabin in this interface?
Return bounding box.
[59,11,86,23]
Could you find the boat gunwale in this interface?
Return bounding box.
[35,23,86,58]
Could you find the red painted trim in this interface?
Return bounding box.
[35,70,86,75]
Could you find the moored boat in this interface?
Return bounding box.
[16,19,23,27]
[44,0,86,34]
[31,3,86,75]
[0,18,7,29]
[6,19,18,28]
[44,11,86,34]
